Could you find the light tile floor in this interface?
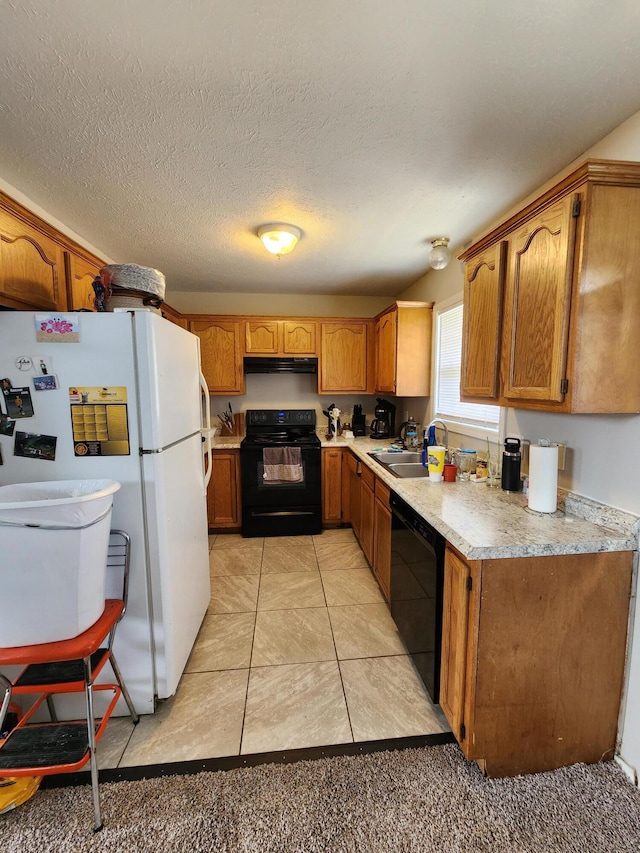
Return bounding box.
[98,528,449,769]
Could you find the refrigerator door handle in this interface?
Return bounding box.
[199,369,212,491]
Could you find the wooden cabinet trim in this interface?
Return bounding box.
[458,159,640,262]
[0,190,105,269]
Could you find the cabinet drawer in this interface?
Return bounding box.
[375,478,391,505]
[361,464,375,490]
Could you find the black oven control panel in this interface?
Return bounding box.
[245,409,316,427]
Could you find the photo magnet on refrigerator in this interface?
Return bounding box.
[33,375,58,391]
[0,415,16,437]
[4,388,34,418]
[36,356,53,376]
[13,431,57,461]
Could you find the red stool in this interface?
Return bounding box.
[0,530,138,832]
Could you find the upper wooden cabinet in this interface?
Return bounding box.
[460,159,640,413]
[65,251,101,311]
[189,317,244,394]
[244,318,317,355]
[374,301,433,397]
[161,303,189,329]
[319,320,373,393]
[0,191,112,312]
[460,242,506,399]
[0,206,67,311]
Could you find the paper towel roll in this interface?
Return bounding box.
[528,444,558,513]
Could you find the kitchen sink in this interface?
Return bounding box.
[387,462,430,478]
[368,451,422,465]
[367,451,429,478]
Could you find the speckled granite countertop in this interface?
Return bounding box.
[210,435,243,449]
[211,433,638,559]
[323,436,640,561]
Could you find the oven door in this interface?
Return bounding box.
[240,444,321,537]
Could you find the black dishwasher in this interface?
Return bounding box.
[389,492,446,704]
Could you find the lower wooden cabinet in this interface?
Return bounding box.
[341,450,391,601]
[440,544,633,777]
[372,480,391,600]
[206,450,241,530]
[322,447,343,525]
[345,451,362,542]
[359,465,375,565]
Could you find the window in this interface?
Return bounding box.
[434,298,501,434]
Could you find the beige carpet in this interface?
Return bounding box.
[2,744,640,852]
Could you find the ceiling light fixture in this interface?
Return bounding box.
[257,224,301,256]
[429,237,451,270]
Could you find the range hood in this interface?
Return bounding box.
[243,356,318,374]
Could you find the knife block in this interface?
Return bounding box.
[352,413,366,436]
[218,411,244,437]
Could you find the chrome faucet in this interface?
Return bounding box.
[426,419,450,462]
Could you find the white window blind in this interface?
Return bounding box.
[435,303,500,430]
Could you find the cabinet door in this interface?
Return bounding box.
[502,195,577,402]
[282,320,317,355]
[322,447,343,525]
[359,467,375,565]
[65,252,101,311]
[207,451,241,528]
[440,547,473,750]
[375,310,397,393]
[244,319,279,354]
[190,319,243,393]
[461,242,506,399]
[0,209,66,310]
[319,322,370,393]
[345,452,361,540]
[373,486,391,600]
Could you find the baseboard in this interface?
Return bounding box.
[615,753,638,786]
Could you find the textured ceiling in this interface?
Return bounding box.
[1,1,640,296]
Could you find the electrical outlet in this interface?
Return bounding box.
[553,443,566,471]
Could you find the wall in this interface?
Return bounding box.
[398,109,640,781]
[168,290,392,318]
[0,176,113,263]
[211,372,386,439]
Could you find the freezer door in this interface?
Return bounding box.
[141,432,210,698]
[131,312,203,449]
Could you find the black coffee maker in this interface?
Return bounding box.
[370,398,396,439]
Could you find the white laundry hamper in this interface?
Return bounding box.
[0,480,120,647]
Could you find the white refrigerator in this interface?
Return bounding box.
[0,309,212,715]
